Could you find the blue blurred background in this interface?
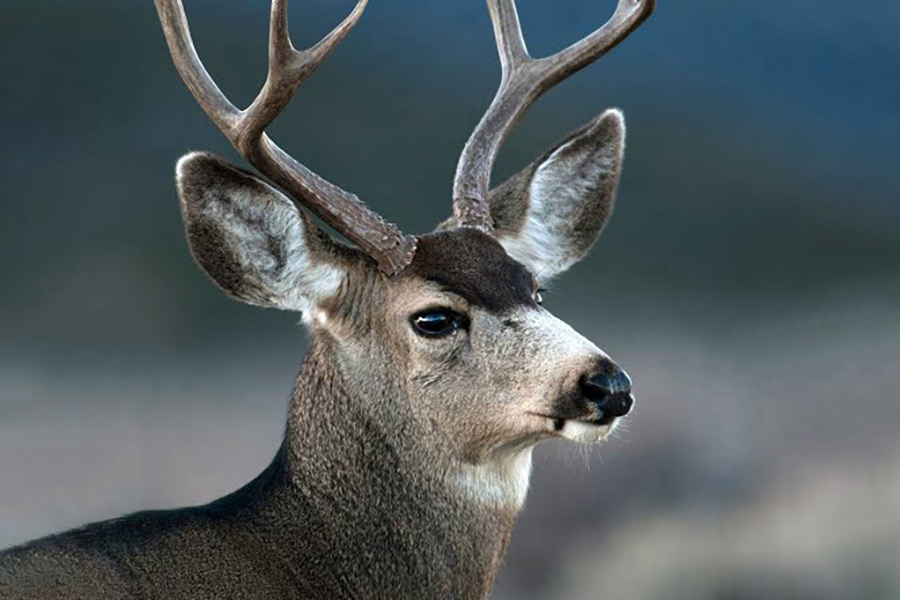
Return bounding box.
[1,1,899,597]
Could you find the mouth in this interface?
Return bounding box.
[531,414,620,444]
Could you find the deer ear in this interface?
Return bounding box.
[491,109,625,280]
[175,152,345,313]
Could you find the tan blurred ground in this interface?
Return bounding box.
[2,294,898,599]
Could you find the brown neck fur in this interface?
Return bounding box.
[238,335,520,599]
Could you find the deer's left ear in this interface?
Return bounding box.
[490,109,625,280]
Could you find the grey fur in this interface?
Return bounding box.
[176,152,349,313]
[443,109,625,281]
[0,115,630,600]
[0,338,517,599]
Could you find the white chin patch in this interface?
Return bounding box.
[560,420,615,444]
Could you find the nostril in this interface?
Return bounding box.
[581,364,634,420]
[605,392,633,418]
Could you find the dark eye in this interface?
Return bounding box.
[535,289,545,306]
[411,309,467,338]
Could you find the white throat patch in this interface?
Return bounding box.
[452,447,535,509]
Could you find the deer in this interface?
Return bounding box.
[0,0,655,598]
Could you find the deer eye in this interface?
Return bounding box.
[411,309,467,338]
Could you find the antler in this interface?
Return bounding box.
[453,0,656,230]
[155,0,417,275]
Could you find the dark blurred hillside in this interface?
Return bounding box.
[1,0,898,356]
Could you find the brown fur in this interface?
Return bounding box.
[0,111,629,600]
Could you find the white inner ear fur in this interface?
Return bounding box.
[498,110,624,280]
[271,211,344,318]
[178,153,345,317]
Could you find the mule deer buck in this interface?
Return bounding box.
[0,0,654,597]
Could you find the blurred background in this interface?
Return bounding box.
[1,0,899,597]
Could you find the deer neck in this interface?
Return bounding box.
[242,336,524,598]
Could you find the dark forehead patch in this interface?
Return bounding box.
[404,229,536,313]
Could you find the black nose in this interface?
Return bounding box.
[581,364,633,422]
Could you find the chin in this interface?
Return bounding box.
[559,419,618,444]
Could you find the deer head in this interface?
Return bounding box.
[157,0,653,507]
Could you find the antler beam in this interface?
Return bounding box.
[155,0,417,275]
[453,0,656,230]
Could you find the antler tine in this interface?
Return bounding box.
[452,0,656,231]
[543,0,656,85]
[154,0,242,134]
[156,0,417,275]
[490,0,529,82]
[239,0,368,149]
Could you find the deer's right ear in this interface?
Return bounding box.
[175,152,346,313]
